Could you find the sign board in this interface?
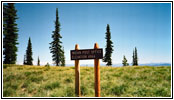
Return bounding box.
[70,48,103,60]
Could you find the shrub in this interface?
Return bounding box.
[45,63,50,67]
[44,63,50,71]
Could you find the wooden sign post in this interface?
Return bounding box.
[71,43,103,97]
[94,43,100,97]
[75,44,80,97]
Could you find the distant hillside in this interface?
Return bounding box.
[139,63,171,66]
[69,63,171,67]
[3,64,171,97]
[112,63,171,67]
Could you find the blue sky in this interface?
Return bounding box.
[11,3,171,65]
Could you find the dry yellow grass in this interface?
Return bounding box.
[3,64,171,97]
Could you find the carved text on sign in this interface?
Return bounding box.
[70,49,103,60]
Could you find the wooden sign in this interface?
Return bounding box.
[71,43,101,97]
[70,49,103,60]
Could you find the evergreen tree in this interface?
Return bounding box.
[49,8,65,66]
[134,47,138,66]
[25,37,33,65]
[132,50,135,66]
[103,24,114,66]
[3,4,7,35]
[3,3,18,64]
[132,47,138,66]
[37,56,40,66]
[122,55,129,66]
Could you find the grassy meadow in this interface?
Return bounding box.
[3,64,171,97]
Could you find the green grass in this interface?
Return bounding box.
[3,64,171,97]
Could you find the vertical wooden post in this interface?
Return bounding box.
[94,43,100,97]
[75,44,80,97]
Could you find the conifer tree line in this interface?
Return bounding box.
[103,24,139,67]
[3,3,139,67]
[121,47,138,66]
[3,4,65,66]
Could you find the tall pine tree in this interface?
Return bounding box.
[134,47,138,66]
[37,56,40,66]
[3,3,18,64]
[25,37,33,65]
[132,50,135,66]
[103,24,114,66]
[49,8,65,66]
[132,47,138,66]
